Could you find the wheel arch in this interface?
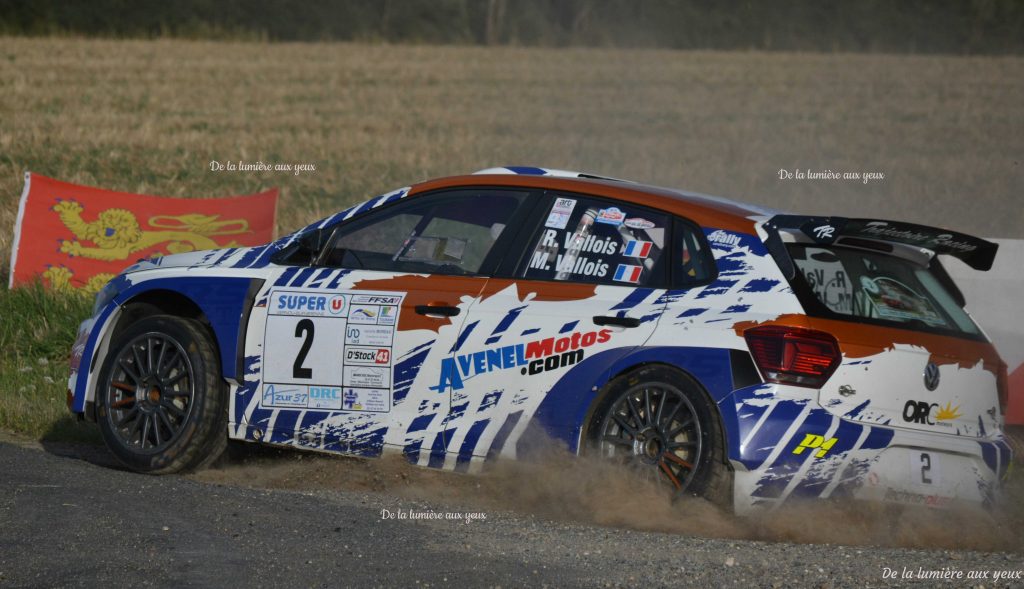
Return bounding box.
[575,346,756,468]
[76,276,263,418]
[579,358,733,468]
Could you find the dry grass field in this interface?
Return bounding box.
[0,37,1023,441]
[2,37,1024,275]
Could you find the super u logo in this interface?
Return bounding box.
[328,295,346,315]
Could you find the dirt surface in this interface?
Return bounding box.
[1,436,1021,588]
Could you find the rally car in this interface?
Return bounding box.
[67,167,1013,514]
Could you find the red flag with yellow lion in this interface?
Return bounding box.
[9,172,278,293]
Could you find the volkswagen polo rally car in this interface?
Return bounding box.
[67,167,1013,514]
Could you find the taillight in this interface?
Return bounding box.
[744,325,842,388]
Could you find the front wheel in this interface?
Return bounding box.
[588,366,731,506]
[96,315,227,473]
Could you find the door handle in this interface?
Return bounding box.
[415,304,461,317]
[593,315,640,328]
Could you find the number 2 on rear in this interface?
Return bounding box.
[919,452,932,484]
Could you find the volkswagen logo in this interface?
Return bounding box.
[923,362,940,391]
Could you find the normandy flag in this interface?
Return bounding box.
[8,172,278,294]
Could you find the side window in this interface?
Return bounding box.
[322,189,531,276]
[673,218,717,286]
[520,195,669,286]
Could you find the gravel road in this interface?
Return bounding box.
[0,438,1021,588]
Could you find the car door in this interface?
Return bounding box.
[438,192,674,470]
[235,187,537,461]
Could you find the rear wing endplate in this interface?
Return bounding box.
[763,215,999,278]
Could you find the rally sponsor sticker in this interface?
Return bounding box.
[624,217,656,230]
[595,207,626,226]
[351,294,402,305]
[270,291,348,317]
[344,365,391,388]
[706,229,741,247]
[622,240,652,258]
[344,324,395,348]
[613,264,643,283]
[348,304,380,324]
[342,387,390,412]
[544,197,577,230]
[377,305,398,325]
[308,386,343,410]
[345,346,391,365]
[262,384,309,408]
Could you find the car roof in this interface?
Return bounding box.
[408,166,778,235]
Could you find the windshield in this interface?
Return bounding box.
[786,244,982,338]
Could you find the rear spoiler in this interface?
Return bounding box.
[763,215,999,278]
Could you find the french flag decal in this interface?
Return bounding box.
[623,240,652,258]
[613,264,643,283]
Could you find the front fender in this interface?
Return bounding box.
[71,276,260,414]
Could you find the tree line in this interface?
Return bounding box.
[2,0,1023,54]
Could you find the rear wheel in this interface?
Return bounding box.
[96,315,227,473]
[588,365,731,506]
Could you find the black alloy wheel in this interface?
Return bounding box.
[103,331,194,453]
[97,315,227,473]
[590,366,731,504]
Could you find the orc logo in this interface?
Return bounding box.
[904,400,937,425]
[923,362,940,391]
[902,400,961,426]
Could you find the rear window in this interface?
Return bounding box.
[786,244,981,338]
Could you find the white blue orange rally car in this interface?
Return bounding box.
[68,167,1012,514]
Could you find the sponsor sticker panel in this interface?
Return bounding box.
[260,289,402,413]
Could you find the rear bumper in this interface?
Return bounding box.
[854,441,1004,509]
[724,383,1012,515]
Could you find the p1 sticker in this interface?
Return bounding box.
[624,217,655,230]
[595,207,626,226]
[545,197,577,230]
[623,240,652,258]
[613,264,643,283]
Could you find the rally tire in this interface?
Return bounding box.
[586,365,732,508]
[96,315,228,474]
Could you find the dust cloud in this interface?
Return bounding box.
[193,438,1023,553]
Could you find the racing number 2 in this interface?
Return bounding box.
[293,319,314,379]
[919,452,932,485]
